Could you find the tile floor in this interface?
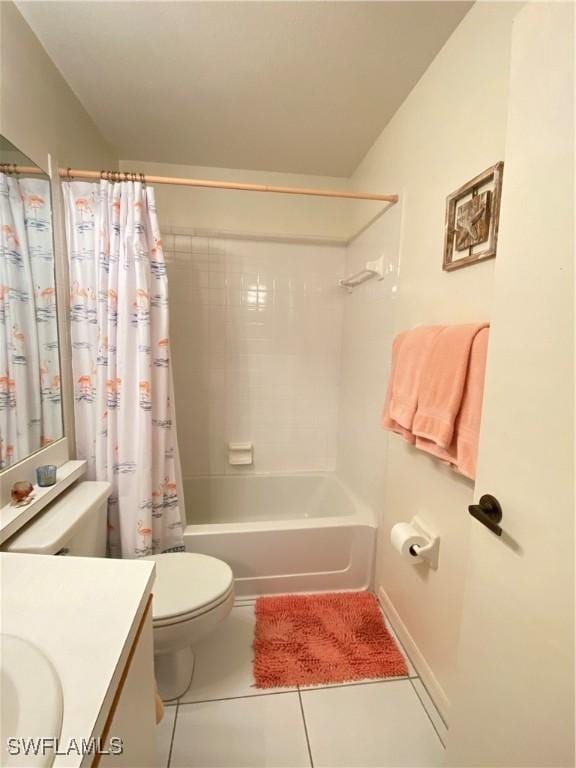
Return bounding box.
[156,598,447,768]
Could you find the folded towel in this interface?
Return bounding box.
[412,323,488,449]
[381,331,414,443]
[414,435,455,465]
[381,326,445,440]
[453,326,489,479]
[415,327,489,479]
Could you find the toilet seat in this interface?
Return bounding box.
[153,588,234,628]
[143,552,234,627]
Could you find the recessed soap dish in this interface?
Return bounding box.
[228,442,253,466]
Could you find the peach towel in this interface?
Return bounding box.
[412,323,488,449]
[381,325,445,442]
[381,323,489,480]
[415,327,489,479]
[454,326,489,478]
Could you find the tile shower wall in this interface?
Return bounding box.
[336,205,401,514]
[163,230,346,478]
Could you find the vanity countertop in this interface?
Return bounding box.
[1,552,155,767]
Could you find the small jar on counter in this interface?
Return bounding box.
[36,464,57,487]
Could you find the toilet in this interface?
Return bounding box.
[2,480,235,701]
[142,552,234,700]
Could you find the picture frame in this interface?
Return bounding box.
[443,161,504,272]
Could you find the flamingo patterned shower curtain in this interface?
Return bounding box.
[0,173,62,469]
[62,179,184,558]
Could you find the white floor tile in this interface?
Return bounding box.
[301,679,445,767]
[411,679,448,746]
[180,605,296,703]
[298,675,408,692]
[171,693,311,767]
[155,705,176,768]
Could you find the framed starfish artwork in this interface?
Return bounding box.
[443,162,504,271]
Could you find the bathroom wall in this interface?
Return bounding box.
[337,1,521,717]
[120,159,357,241]
[163,230,346,488]
[0,2,115,170]
[0,1,117,461]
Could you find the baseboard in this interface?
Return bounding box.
[378,585,450,725]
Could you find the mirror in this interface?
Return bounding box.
[0,136,63,470]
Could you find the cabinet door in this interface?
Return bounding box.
[445,3,574,767]
[98,603,157,768]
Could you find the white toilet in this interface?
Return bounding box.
[2,481,235,701]
[142,552,234,700]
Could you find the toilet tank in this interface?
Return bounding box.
[2,481,111,557]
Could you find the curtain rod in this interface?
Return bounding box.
[2,164,398,204]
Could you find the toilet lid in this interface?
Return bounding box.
[143,553,234,622]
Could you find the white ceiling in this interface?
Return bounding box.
[18,1,473,177]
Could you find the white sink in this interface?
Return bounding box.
[1,634,63,767]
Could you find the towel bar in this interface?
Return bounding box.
[339,254,385,292]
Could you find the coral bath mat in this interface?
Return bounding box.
[253,592,408,688]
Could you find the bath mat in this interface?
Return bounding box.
[253,591,408,688]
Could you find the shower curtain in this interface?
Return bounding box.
[62,179,184,558]
[0,173,61,468]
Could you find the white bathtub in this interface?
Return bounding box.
[182,473,376,597]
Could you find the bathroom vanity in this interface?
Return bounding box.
[1,553,157,767]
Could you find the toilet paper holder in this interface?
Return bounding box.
[407,516,440,570]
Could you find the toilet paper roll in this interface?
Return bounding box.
[390,522,428,559]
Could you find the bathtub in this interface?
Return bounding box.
[182,473,376,597]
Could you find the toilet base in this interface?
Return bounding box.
[155,646,195,701]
